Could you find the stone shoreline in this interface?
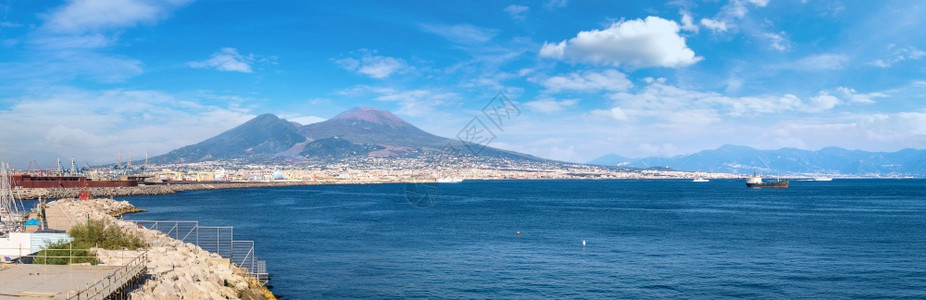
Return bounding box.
[14,181,312,200]
[45,198,275,300]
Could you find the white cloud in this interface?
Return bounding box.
[504,5,529,21]
[721,0,767,19]
[189,48,255,73]
[806,92,840,112]
[607,81,845,121]
[341,86,458,117]
[420,23,498,44]
[539,41,566,59]
[6,0,191,85]
[835,87,885,104]
[525,98,578,113]
[335,51,406,79]
[41,0,191,33]
[763,31,790,51]
[791,54,849,70]
[539,16,702,68]
[868,46,925,68]
[541,69,633,93]
[699,18,728,33]
[679,11,699,33]
[0,88,253,167]
[589,107,629,121]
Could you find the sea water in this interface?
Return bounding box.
[123,179,926,298]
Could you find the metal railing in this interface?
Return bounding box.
[130,220,269,283]
[66,251,148,300]
[5,247,147,300]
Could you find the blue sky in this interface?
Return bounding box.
[1,0,924,167]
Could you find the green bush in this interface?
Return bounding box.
[33,219,146,265]
[33,240,99,265]
[68,219,146,250]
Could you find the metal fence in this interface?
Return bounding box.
[130,220,269,283]
[65,251,148,300]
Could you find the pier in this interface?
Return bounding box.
[0,251,146,299]
[25,198,275,299]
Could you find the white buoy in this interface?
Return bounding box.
[582,240,586,247]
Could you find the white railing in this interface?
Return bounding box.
[130,220,269,283]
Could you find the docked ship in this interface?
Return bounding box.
[746,173,789,188]
[11,174,139,189]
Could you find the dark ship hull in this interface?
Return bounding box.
[746,180,789,188]
[12,174,138,188]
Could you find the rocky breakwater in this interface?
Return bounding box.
[46,198,275,300]
[14,181,310,200]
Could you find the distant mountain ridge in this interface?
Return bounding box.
[589,145,926,177]
[151,106,543,164]
[150,114,306,163]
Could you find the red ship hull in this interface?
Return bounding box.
[11,174,138,188]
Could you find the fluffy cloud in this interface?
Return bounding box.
[525,98,578,113]
[679,11,698,33]
[721,0,767,19]
[41,0,191,33]
[763,31,790,51]
[539,16,702,68]
[189,48,255,73]
[504,5,529,21]
[699,18,728,33]
[7,0,190,84]
[336,51,406,79]
[806,92,840,112]
[542,69,633,93]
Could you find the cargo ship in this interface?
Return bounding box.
[746,173,789,188]
[11,174,138,189]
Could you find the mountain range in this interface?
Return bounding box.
[589,145,926,177]
[150,107,542,164]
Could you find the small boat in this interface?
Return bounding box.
[746,173,789,188]
[812,176,833,182]
[436,177,464,183]
[692,177,709,183]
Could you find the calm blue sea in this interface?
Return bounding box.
[122,179,926,299]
